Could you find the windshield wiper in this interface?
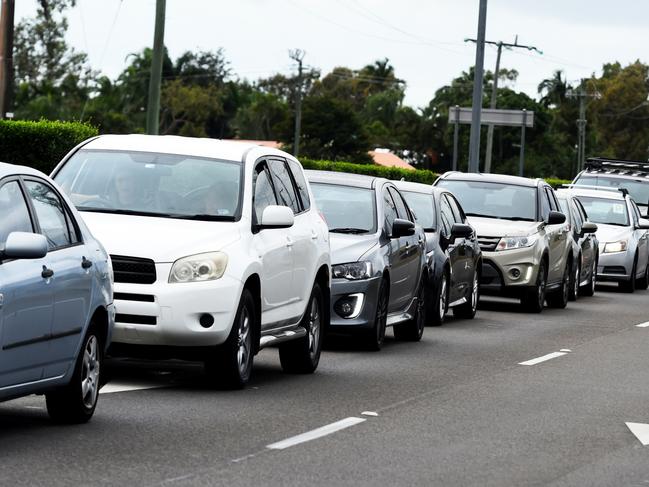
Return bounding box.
[78,207,235,221]
[329,227,371,234]
[465,212,494,218]
[499,216,535,222]
[180,214,236,221]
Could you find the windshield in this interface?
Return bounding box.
[54,149,242,220]
[310,182,377,233]
[436,180,537,221]
[401,191,435,230]
[575,196,629,226]
[574,175,649,207]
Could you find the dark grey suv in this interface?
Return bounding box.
[307,171,427,350]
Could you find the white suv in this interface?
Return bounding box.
[52,135,331,388]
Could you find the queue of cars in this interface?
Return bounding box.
[2,135,649,424]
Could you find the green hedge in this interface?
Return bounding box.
[0,120,98,174]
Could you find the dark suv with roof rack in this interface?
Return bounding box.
[573,157,649,216]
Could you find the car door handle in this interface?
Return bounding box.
[286,237,294,248]
[311,231,318,240]
[41,266,54,279]
[81,257,93,269]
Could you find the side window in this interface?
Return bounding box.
[546,187,560,212]
[388,187,411,221]
[630,200,642,225]
[0,180,34,246]
[287,159,310,211]
[445,194,465,223]
[575,200,589,223]
[252,164,277,224]
[570,200,583,233]
[25,180,76,250]
[267,159,300,214]
[540,188,551,221]
[439,195,455,238]
[382,188,398,233]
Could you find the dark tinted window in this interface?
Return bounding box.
[445,193,465,223]
[287,160,310,211]
[439,195,455,238]
[382,188,398,233]
[0,180,33,246]
[268,159,300,214]
[545,187,560,212]
[25,180,75,249]
[388,187,411,221]
[401,191,435,230]
[253,164,277,223]
[570,200,583,232]
[540,189,551,220]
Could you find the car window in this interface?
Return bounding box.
[439,194,455,238]
[540,188,551,221]
[630,200,642,225]
[0,180,34,247]
[400,191,435,230]
[570,199,583,233]
[388,187,411,221]
[268,159,300,214]
[545,187,560,212]
[382,188,398,233]
[576,196,629,226]
[574,174,649,206]
[287,159,310,211]
[310,183,376,233]
[575,199,589,223]
[445,193,465,223]
[25,180,77,250]
[253,164,277,224]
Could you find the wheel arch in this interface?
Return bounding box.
[242,274,262,354]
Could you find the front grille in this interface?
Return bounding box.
[110,255,157,284]
[116,313,157,325]
[477,236,500,252]
[603,266,626,275]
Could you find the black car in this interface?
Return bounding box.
[394,181,482,325]
[307,171,427,350]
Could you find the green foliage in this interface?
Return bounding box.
[0,120,97,174]
[300,158,438,184]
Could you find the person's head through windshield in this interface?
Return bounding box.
[203,181,236,216]
[112,166,142,208]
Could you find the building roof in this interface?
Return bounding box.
[369,149,415,170]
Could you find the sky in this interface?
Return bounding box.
[13,0,649,109]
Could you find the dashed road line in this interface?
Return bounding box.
[635,321,649,328]
[519,351,567,366]
[100,381,165,394]
[626,422,649,445]
[266,417,366,450]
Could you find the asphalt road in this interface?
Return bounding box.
[2,284,649,486]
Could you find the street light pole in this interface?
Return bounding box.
[146,0,166,135]
[0,0,15,119]
[467,0,488,173]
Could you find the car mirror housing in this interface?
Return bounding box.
[391,218,415,238]
[259,205,294,230]
[581,221,598,234]
[450,223,473,239]
[636,218,649,230]
[547,211,566,225]
[1,232,48,260]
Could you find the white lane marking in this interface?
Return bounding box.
[361,411,379,417]
[267,417,366,450]
[100,381,164,394]
[636,322,649,328]
[559,349,572,353]
[519,352,567,366]
[626,422,649,445]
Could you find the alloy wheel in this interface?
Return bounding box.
[574,264,580,298]
[81,335,100,409]
[236,308,252,376]
[471,272,479,313]
[308,296,321,360]
[439,275,448,321]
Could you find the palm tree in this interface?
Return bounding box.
[538,70,568,108]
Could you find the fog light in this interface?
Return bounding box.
[334,293,365,319]
[199,313,214,328]
[509,268,521,279]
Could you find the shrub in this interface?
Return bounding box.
[0,120,98,174]
[300,158,438,184]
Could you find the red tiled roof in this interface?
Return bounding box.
[369,149,415,170]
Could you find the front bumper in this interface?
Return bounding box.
[597,250,632,282]
[110,262,242,348]
[328,275,382,331]
[480,247,541,296]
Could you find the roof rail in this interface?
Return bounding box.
[585,157,649,175]
[561,184,629,196]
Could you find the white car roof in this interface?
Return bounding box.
[556,186,626,201]
[0,161,49,179]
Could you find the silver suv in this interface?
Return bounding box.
[435,172,571,313]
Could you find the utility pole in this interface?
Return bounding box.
[465,36,542,172]
[289,49,305,157]
[0,0,15,119]
[566,79,601,173]
[467,0,488,173]
[146,0,166,135]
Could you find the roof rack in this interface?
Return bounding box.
[560,184,629,197]
[585,157,649,176]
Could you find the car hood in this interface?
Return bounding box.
[329,233,378,265]
[467,216,542,237]
[81,212,241,263]
[595,223,631,243]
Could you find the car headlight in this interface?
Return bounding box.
[603,240,627,253]
[496,233,539,251]
[169,252,228,283]
[332,261,372,280]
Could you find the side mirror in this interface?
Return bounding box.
[391,218,415,238]
[547,211,566,225]
[636,218,649,230]
[259,205,294,230]
[1,232,48,260]
[581,221,598,234]
[451,223,473,239]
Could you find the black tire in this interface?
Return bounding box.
[46,326,103,424]
[428,271,448,326]
[568,258,580,302]
[279,283,324,373]
[636,263,649,290]
[580,258,597,297]
[521,260,547,313]
[364,279,389,350]
[547,262,570,309]
[205,289,255,389]
[620,255,637,293]
[394,278,426,341]
[454,268,479,319]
